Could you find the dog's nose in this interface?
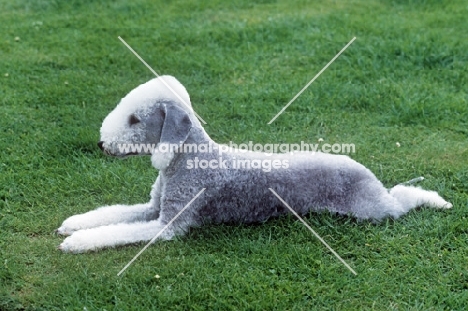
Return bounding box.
[97,141,104,150]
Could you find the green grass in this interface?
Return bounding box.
[1,0,467,309]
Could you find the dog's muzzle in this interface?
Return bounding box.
[97,141,139,157]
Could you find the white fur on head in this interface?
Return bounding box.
[99,75,191,157]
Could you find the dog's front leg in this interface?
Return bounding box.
[56,203,158,236]
[58,219,170,253]
[58,192,201,253]
[57,176,162,236]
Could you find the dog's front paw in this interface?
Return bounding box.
[58,230,97,253]
[442,202,453,209]
[56,214,87,236]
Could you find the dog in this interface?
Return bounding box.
[57,76,452,253]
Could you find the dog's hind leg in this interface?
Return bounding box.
[389,185,452,212]
[351,183,452,221]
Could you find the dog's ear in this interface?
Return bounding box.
[151,104,192,170]
[160,104,192,146]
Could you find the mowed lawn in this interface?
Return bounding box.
[1,0,467,309]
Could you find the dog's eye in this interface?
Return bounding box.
[128,114,140,126]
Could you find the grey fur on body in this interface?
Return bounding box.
[57,76,452,253]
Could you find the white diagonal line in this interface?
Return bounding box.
[118,36,207,125]
[117,188,206,276]
[268,37,357,124]
[268,188,357,275]
[400,176,424,185]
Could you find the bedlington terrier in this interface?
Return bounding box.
[57,76,452,253]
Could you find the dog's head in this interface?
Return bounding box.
[98,76,193,169]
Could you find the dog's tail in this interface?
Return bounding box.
[389,184,452,215]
